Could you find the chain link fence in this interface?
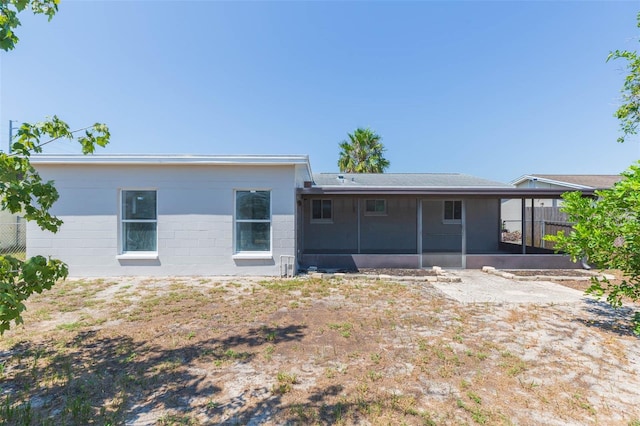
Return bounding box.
[0,218,26,260]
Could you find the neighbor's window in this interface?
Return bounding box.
[365,199,387,215]
[443,200,462,223]
[122,190,157,252]
[311,199,332,222]
[235,190,271,252]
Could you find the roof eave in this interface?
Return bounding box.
[299,187,595,197]
[30,154,311,167]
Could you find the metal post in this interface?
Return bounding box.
[521,198,526,254]
[461,200,466,269]
[531,198,535,249]
[540,202,545,249]
[8,120,14,153]
[417,199,423,268]
[356,198,361,254]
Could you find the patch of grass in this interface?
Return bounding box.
[55,321,88,332]
[457,398,488,424]
[157,412,199,425]
[224,349,250,360]
[367,370,382,382]
[263,344,276,360]
[264,330,277,342]
[569,392,596,416]
[1,395,33,426]
[499,351,527,377]
[63,396,92,424]
[328,322,353,338]
[272,371,298,394]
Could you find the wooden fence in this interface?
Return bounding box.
[502,207,573,249]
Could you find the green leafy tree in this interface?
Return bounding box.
[607,12,640,144]
[0,1,110,333]
[546,169,640,331]
[1,0,59,51]
[338,127,390,173]
[547,13,640,333]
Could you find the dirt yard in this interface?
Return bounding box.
[1,272,639,425]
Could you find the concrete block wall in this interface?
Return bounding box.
[27,164,298,276]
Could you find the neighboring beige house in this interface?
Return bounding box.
[510,174,622,207]
[501,174,622,248]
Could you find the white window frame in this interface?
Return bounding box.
[364,199,387,216]
[233,189,272,259]
[117,188,158,260]
[311,199,333,223]
[443,200,462,224]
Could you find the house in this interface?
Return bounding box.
[509,174,622,207]
[298,173,592,271]
[27,155,312,276]
[27,155,597,276]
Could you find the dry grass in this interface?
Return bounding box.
[0,275,639,425]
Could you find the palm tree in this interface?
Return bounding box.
[337,128,390,173]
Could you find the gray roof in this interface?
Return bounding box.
[305,173,595,197]
[312,173,511,188]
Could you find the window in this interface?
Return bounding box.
[121,190,157,252]
[311,199,332,222]
[365,199,387,216]
[443,200,462,223]
[235,190,271,252]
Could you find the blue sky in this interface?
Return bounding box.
[1,1,639,182]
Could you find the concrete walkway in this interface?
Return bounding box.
[433,269,589,304]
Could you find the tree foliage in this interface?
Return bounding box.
[338,127,390,173]
[0,0,59,51]
[546,167,640,333]
[607,12,640,144]
[0,1,110,333]
[547,13,640,333]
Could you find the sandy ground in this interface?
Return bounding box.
[1,270,639,425]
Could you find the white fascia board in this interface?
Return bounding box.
[30,154,311,167]
[31,154,313,188]
[509,175,532,186]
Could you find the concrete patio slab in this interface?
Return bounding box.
[433,269,589,304]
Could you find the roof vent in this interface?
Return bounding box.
[337,174,345,183]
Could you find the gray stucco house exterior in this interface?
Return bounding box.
[299,173,590,271]
[27,155,594,276]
